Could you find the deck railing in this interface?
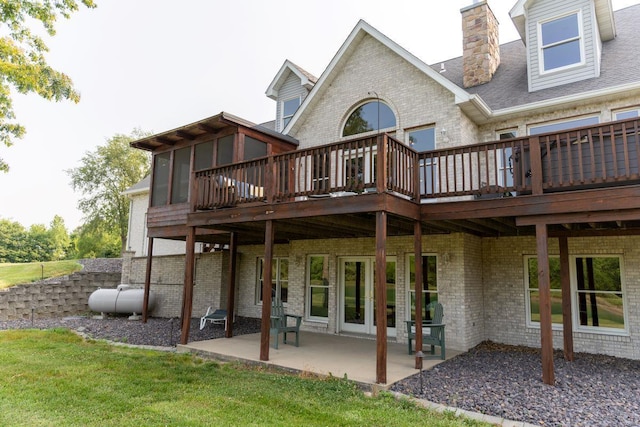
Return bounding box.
[192,118,640,210]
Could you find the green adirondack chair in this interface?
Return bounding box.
[405,301,445,359]
[270,298,302,349]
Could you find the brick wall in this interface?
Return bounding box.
[123,251,226,318]
[483,235,640,359]
[0,272,121,320]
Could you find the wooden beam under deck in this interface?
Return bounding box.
[424,185,640,221]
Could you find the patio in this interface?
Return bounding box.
[177,331,459,388]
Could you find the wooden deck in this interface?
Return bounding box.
[145,117,640,243]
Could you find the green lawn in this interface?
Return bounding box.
[0,260,82,289]
[0,329,489,427]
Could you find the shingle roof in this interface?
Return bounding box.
[431,4,640,111]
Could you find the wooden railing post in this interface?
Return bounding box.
[529,136,544,195]
[266,156,275,203]
[413,150,421,200]
[377,134,388,193]
[190,171,198,212]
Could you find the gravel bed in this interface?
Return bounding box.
[0,315,260,347]
[391,341,640,427]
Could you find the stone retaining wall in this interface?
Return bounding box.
[0,271,121,320]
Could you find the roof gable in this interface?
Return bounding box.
[283,20,485,133]
[265,60,317,100]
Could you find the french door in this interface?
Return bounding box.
[339,257,396,336]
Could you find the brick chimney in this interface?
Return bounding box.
[461,0,500,88]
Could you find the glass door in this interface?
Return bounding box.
[340,257,396,336]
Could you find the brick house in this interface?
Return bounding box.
[123,0,640,384]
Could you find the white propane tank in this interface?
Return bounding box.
[88,284,156,315]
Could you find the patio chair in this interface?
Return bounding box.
[199,307,228,330]
[270,298,302,349]
[405,301,445,359]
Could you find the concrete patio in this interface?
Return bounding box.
[177,331,460,388]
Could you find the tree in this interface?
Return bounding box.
[0,0,96,172]
[67,130,150,255]
[69,220,120,259]
[0,218,27,262]
[48,215,70,260]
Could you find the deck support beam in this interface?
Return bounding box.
[180,226,196,345]
[375,211,388,384]
[225,232,238,338]
[260,220,275,361]
[142,237,154,323]
[536,223,555,385]
[559,236,574,361]
[413,221,423,370]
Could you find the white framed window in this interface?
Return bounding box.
[497,129,518,188]
[528,115,599,135]
[307,255,329,321]
[406,254,438,321]
[538,11,584,73]
[614,108,640,121]
[256,257,289,304]
[524,255,627,334]
[282,97,300,129]
[342,100,396,137]
[407,126,437,194]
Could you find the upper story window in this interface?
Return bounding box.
[407,126,435,152]
[614,108,640,121]
[529,116,599,135]
[343,101,396,137]
[539,12,583,73]
[282,98,300,129]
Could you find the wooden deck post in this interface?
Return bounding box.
[413,221,423,370]
[260,220,275,361]
[529,136,544,195]
[536,223,555,385]
[559,236,574,361]
[142,237,154,323]
[375,211,388,384]
[180,227,197,345]
[225,232,238,338]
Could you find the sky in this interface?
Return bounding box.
[1,0,638,231]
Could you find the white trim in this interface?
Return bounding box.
[613,106,640,121]
[491,81,640,121]
[537,11,585,75]
[265,60,315,100]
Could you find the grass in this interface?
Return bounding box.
[0,329,491,427]
[0,260,83,289]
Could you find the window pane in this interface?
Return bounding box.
[283,98,299,117]
[310,287,329,317]
[343,101,396,136]
[216,135,234,165]
[577,293,625,329]
[309,256,328,286]
[408,127,435,152]
[530,117,599,135]
[615,110,639,120]
[541,14,579,46]
[151,152,170,206]
[170,147,190,204]
[194,141,214,171]
[529,290,563,323]
[244,136,267,161]
[543,39,581,71]
[527,257,562,290]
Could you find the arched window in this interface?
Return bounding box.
[343,101,396,137]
